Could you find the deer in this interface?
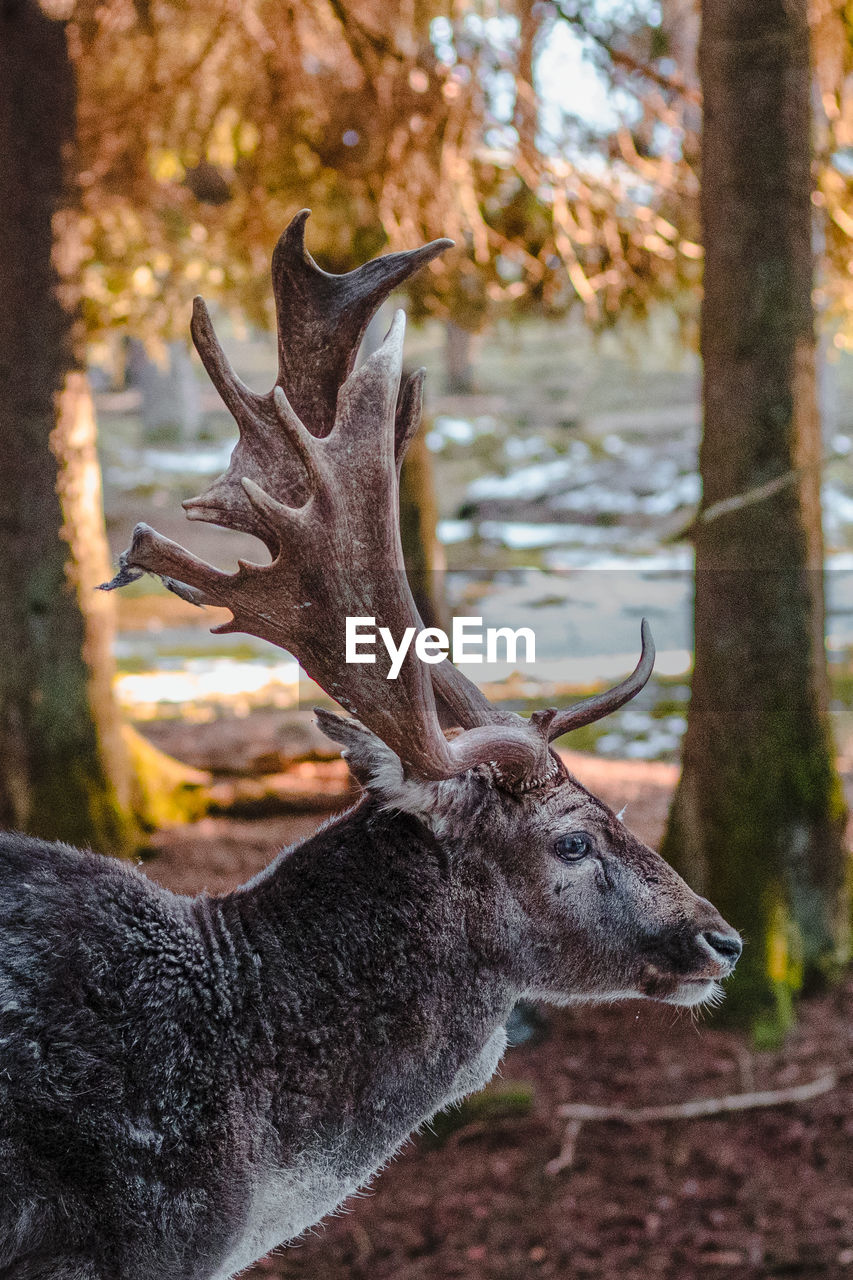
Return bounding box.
[0,212,742,1280]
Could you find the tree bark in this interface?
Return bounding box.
[444,321,476,394]
[399,424,449,635]
[662,0,849,1040]
[0,0,135,852]
[126,338,202,439]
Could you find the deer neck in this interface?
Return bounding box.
[212,800,523,1158]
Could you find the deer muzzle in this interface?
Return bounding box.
[638,897,742,1006]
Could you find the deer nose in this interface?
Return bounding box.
[701,928,742,966]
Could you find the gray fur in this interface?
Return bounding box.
[0,734,739,1278]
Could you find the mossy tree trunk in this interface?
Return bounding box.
[0,0,135,853]
[662,0,849,1042]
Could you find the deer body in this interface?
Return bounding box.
[0,770,737,1279]
[0,806,520,1278]
[1,215,742,1277]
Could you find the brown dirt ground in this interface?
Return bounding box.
[143,755,853,1280]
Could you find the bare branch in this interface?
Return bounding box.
[547,1070,842,1175]
[550,3,701,106]
[557,1070,839,1123]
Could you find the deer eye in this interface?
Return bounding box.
[554,833,592,863]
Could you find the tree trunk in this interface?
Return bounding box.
[0,0,135,852]
[126,338,202,439]
[444,321,475,394]
[399,424,449,635]
[662,0,849,1041]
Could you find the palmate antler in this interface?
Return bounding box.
[103,212,654,787]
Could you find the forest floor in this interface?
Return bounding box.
[142,749,853,1280]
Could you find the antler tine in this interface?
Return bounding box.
[100,523,234,606]
[427,619,655,766]
[180,211,455,536]
[271,386,327,488]
[272,210,453,438]
[333,308,405,475]
[431,656,519,730]
[394,368,426,476]
[190,297,265,426]
[545,620,656,741]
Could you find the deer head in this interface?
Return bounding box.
[103,210,741,1009]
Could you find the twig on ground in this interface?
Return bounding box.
[546,1070,840,1177]
[545,1120,583,1177]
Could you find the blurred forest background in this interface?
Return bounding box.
[2,0,853,1274]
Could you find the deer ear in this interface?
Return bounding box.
[314,708,392,787]
[314,707,437,815]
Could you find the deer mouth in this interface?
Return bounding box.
[662,977,725,1008]
[636,962,729,1007]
